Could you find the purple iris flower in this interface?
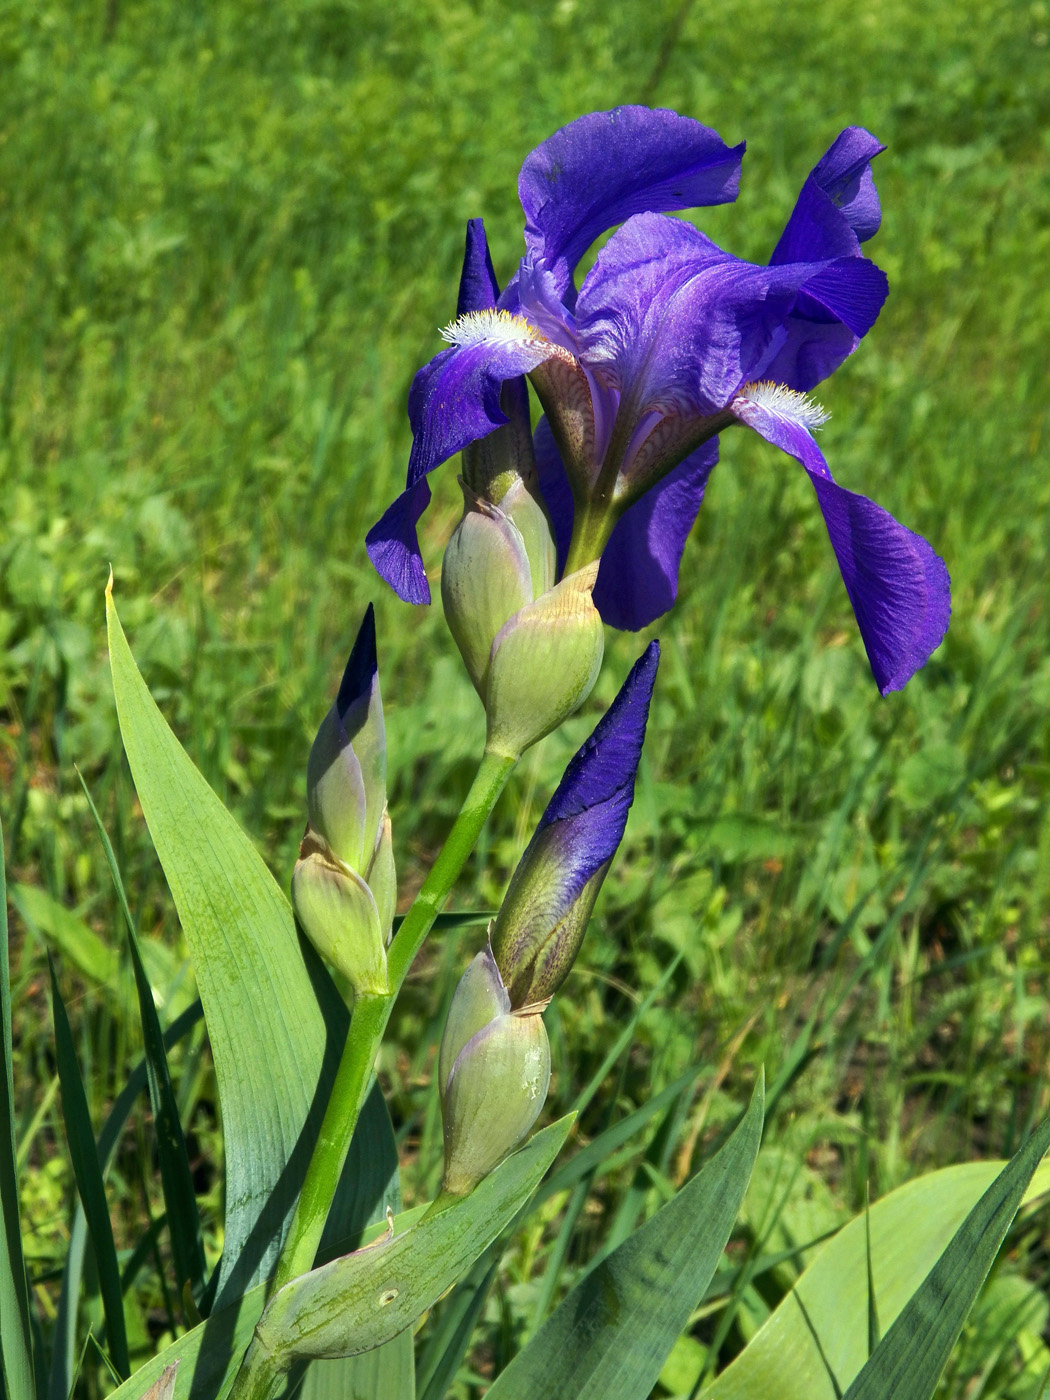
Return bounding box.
[490,640,658,1007]
[367,107,950,696]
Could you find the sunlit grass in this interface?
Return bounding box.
[1,0,1047,1393]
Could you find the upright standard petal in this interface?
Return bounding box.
[758,256,889,393]
[457,217,501,315]
[519,106,744,301]
[761,131,888,391]
[576,214,818,419]
[733,385,950,694]
[771,127,885,266]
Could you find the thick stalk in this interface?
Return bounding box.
[267,746,516,1297]
[563,504,617,576]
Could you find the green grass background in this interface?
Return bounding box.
[1,0,1049,1393]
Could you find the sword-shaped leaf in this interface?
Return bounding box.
[484,1078,763,1400]
[701,1149,1050,1399]
[106,585,404,1400]
[843,1116,1050,1400]
[105,1121,571,1400]
[1,815,36,1400]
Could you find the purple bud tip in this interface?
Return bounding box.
[457,218,501,317]
[540,640,660,831]
[336,604,378,721]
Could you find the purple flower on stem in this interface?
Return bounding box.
[367,108,950,696]
[491,640,659,1007]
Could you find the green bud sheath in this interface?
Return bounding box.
[306,707,371,874]
[292,846,390,996]
[485,562,605,759]
[441,1008,550,1196]
[366,810,397,942]
[441,484,534,696]
[438,947,510,1094]
[497,475,556,600]
[492,852,610,1009]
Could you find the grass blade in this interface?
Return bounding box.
[75,769,206,1306]
[843,1115,1050,1400]
[486,1075,764,1400]
[47,1000,202,1400]
[48,956,130,1379]
[701,1157,1050,1399]
[416,1252,500,1400]
[1,814,36,1400]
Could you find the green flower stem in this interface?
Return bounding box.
[267,746,516,1298]
[387,748,517,986]
[563,503,616,577]
[269,991,389,1295]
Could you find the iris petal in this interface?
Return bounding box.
[533,416,718,632]
[734,390,951,694]
[540,640,659,829]
[577,213,818,416]
[365,478,433,605]
[519,106,743,301]
[406,331,550,486]
[772,126,885,266]
[457,217,500,315]
[595,442,719,631]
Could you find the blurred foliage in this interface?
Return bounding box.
[1,0,1048,1394]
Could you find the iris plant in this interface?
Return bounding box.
[367,106,950,695]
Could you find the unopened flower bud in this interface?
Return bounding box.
[439,948,551,1195]
[293,606,396,996]
[291,844,390,994]
[484,561,605,760]
[441,486,535,696]
[491,642,659,1007]
[442,470,601,760]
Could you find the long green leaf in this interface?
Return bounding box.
[701,1158,1050,1400]
[77,770,206,1305]
[843,1116,1050,1400]
[486,1077,765,1400]
[294,1339,415,1400]
[1,815,36,1400]
[104,1120,571,1400]
[107,589,398,1289]
[9,884,117,985]
[416,1252,499,1400]
[254,1116,575,1372]
[48,957,130,1379]
[106,588,404,1399]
